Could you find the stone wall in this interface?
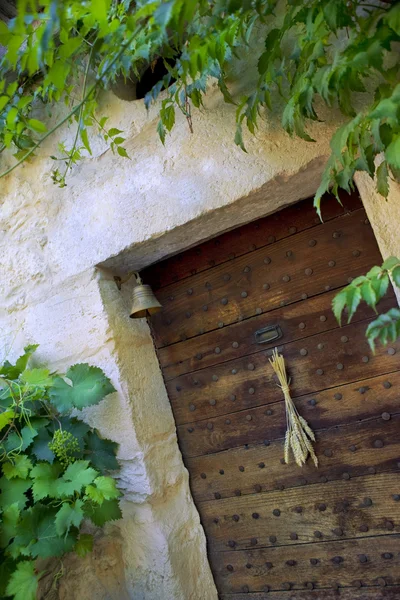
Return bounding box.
[1,57,399,599]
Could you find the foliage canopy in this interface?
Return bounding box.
[0,0,398,204]
[0,346,120,600]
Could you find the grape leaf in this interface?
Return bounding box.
[84,498,122,526]
[5,561,40,600]
[0,477,31,510]
[30,427,55,463]
[3,455,33,480]
[84,431,119,471]
[85,476,120,505]
[55,500,84,536]
[4,426,38,453]
[31,463,62,501]
[50,364,115,413]
[0,345,38,380]
[74,533,93,557]
[0,502,20,548]
[0,409,14,431]
[57,460,97,497]
[20,368,54,387]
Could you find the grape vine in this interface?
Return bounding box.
[0,346,121,600]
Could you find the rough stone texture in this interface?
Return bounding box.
[0,46,398,599]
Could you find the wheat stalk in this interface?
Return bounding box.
[269,348,318,468]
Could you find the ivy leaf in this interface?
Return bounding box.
[332,288,348,325]
[57,460,97,497]
[84,498,122,526]
[3,456,33,480]
[55,500,84,536]
[0,477,31,510]
[20,368,53,387]
[31,463,62,501]
[84,431,119,471]
[346,286,361,323]
[74,533,94,557]
[0,503,20,548]
[5,561,40,600]
[49,363,115,413]
[85,476,120,505]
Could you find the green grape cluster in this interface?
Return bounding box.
[49,429,80,466]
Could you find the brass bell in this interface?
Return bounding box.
[129,272,162,319]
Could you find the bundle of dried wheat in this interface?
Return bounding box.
[269,348,318,468]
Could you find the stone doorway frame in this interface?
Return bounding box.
[94,171,399,600]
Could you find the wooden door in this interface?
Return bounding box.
[143,192,400,599]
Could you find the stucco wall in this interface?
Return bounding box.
[1,60,399,599]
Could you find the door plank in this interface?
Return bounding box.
[142,192,362,291]
[150,209,377,348]
[198,473,400,552]
[158,290,395,381]
[209,533,400,594]
[187,414,400,502]
[168,320,400,425]
[220,585,400,599]
[178,365,400,458]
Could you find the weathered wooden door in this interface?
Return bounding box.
[143,192,400,599]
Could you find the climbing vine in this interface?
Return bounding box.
[0,0,398,198]
[333,256,400,351]
[0,345,121,600]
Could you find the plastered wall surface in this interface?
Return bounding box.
[1,56,399,599]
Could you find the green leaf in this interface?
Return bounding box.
[74,533,94,557]
[20,368,54,387]
[0,95,9,112]
[27,506,76,558]
[360,281,376,311]
[84,431,119,471]
[257,51,269,76]
[108,128,123,137]
[85,476,120,505]
[386,135,400,170]
[346,286,361,323]
[0,477,31,510]
[332,288,348,325]
[5,426,38,454]
[371,272,389,302]
[0,409,14,431]
[31,463,62,501]
[80,128,92,155]
[157,120,166,145]
[49,363,115,413]
[55,499,84,536]
[0,503,20,548]
[386,3,400,35]
[5,561,39,600]
[0,345,38,380]
[26,119,47,134]
[382,256,399,271]
[376,161,389,198]
[117,146,129,158]
[84,498,122,526]
[154,1,174,27]
[392,266,400,287]
[57,460,97,497]
[31,427,55,463]
[3,456,33,480]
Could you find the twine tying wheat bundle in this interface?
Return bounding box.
[269,348,318,468]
